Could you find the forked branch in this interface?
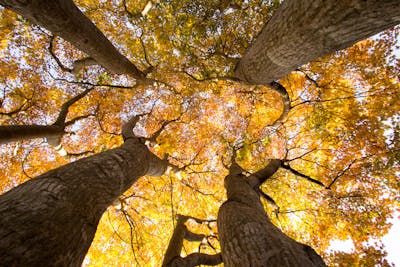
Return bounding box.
[0,88,93,146]
[162,214,222,267]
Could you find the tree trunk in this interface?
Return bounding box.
[0,124,64,145]
[0,138,166,266]
[217,161,326,267]
[0,0,147,81]
[235,0,400,84]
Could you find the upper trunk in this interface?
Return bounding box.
[0,0,147,81]
[235,0,400,84]
[0,138,166,266]
[218,162,326,267]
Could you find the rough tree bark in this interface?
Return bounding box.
[0,0,149,82]
[218,157,327,267]
[235,0,400,85]
[0,116,167,266]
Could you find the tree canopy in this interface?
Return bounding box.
[0,0,399,266]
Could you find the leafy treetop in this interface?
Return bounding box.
[0,1,399,266]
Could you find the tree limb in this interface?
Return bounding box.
[167,252,222,267]
[0,88,93,145]
[162,214,221,267]
[268,81,291,125]
[146,118,179,143]
[248,159,282,186]
[121,114,144,141]
[281,163,326,188]
[54,87,93,125]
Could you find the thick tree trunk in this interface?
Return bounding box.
[235,0,400,84]
[0,124,64,145]
[0,138,166,266]
[217,161,326,267]
[0,0,147,81]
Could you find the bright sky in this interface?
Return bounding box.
[328,214,400,266]
[383,216,400,266]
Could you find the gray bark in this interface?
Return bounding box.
[235,0,400,85]
[218,160,326,267]
[0,0,147,82]
[0,138,166,266]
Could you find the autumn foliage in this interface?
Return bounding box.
[0,1,399,266]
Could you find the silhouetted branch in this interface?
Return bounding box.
[139,30,154,71]
[49,36,72,72]
[178,178,217,197]
[121,208,142,267]
[257,187,279,209]
[281,163,326,188]
[327,159,357,189]
[54,87,93,125]
[146,117,180,142]
[49,75,138,90]
[182,70,240,83]
[65,113,95,126]
[295,68,321,87]
[49,36,98,74]
[0,100,31,116]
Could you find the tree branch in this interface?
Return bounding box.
[162,214,221,267]
[281,163,326,188]
[257,187,279,209]
[326,159,356,189]
[48,36,72,72]
[54,87,93,125]
[268,81,291,125]
[71,57,97,74]
[0,88,93,145]
[248,159,282,186]
[168,252,222,267]
[146,117,179,143]
[121,114,145,141]
[0,124,65,145]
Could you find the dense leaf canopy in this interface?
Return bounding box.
[0,0,399,266]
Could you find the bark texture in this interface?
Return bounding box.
[0,0,147,81]
[218,161,326,267]
[235,0,400,84]
[0,138,166,266]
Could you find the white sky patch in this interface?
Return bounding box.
[382,114,399,148]
[382,216,400,266]
[327,217,400,266]
[328,238,355,252]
